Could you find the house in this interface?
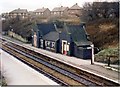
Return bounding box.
[43,31,59,52]
[32,23,56,48]
[68,3,82,17]
[9,8,28,19]
[34,8,51,18]
[58,24,92,59]
[51,6,68,17]
[32,22,93,59]
[60,24,92,59]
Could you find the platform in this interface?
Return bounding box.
[0,49,58,85]
[2,36,120,84]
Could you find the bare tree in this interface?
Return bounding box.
[81,2,119,22]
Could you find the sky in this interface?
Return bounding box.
[0,0,117,14]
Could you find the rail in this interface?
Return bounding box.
[1,38,119,86]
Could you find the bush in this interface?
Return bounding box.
[95,47,119,65]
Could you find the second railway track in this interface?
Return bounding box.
[1,38,119,86]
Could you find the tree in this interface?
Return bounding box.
[81,2,119,22]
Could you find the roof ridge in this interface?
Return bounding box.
[70,3,81,10]
[34,8,48,12]
[52,6,68,11]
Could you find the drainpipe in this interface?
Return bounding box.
[91,44,94,64]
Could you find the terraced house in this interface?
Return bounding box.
[68,3,82,17]
[9,8,28,19]
[34,8,51,18]
[51,6,68,17]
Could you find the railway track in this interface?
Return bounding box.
[1,38,119,86]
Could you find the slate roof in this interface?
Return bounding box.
[34,23,92,46]
[34,8,48,13]
[52,6,68,12]
[10,8,28,13]
[69,3,81,10]
[66,24,92,46]
[59,24,92,46]
[35,23,56,36]
[43,31,59,41]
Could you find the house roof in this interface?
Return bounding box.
[34,23,92,46]
[43,31,59,41]
[35,23,56,36]
[34,8,48,13]
[9,8,28,13]
[58,24,92,46]
[65,24,92,46]
[69,3,81,10]
[52,6,68,12]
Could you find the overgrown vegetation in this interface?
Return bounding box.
[0,72,7,86]
[2,18,34,42]
[2,1,119,64]
[81,2,119,22]
[86,18,118,49]
[81,2,119,64]
[95,47,119,65]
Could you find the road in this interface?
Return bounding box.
[0,49,58,85]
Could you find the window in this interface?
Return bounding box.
[54,12,56,14]
[48,41,50,46]
[45,41,47,46]
[22,16,24,18]
[52,42,55,48]
[40,39,43,47]
[45,41,50,47]
[66,45,69,51]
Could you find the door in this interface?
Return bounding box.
[62,40,67,55]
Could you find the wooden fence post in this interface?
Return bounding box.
[108,56,110,67]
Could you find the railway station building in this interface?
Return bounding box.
[32,22,93,59]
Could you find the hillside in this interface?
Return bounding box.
[85,18,119,65]
[86,18,118,50]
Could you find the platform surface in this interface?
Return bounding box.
[1,49,58,85]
